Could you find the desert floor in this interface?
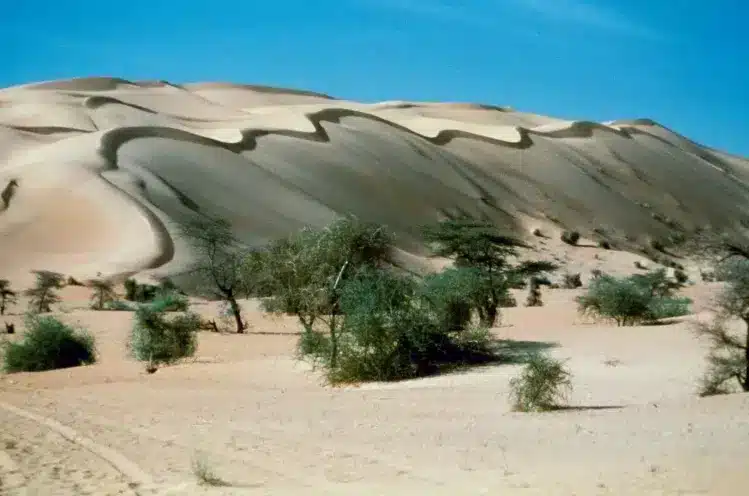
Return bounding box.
[1,284,748,496]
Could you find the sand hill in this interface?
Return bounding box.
[1,77,748,284]
[1,78,748,495]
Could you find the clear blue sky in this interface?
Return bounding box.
[4,0,748,156]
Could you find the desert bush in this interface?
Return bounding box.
[260,216,393,368]
[420,267,487,331]
[0,279,17,316]
[598,240,611,250]
[577,270,691,326]
[66,276,84,287]
[148,292,189,312]
[104,300,135,311]
[422,218,556,326]
[89,278,117,310]
[2,315,96,373]
[695,258,749,395]
[525,278,543,307]
[25,270,64,313]
[562,273,582,289]
[123,278,159,303]
[561,231,580,246]
[509,354,573,412]
[129,305,200,365]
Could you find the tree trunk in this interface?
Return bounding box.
[228,296,245,333]
[480,304,498,328]
[0,298,5,316]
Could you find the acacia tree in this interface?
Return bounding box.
[0,279,17,316]
[179,216,255,333]
[25,270,64,313]
[258,216,392,368]
[89,278,117,310]
[696,258,749,394]
[422,218,556,326]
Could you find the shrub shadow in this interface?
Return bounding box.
[495,339,560,365]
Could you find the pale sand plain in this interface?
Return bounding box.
[1,78,748,494]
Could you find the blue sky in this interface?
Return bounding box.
[4,0,748,156]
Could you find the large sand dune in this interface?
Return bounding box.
[2,78,749,494]
[1,77,748,284]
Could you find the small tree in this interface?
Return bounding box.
[422,218,556,327]
[0,279,17,316]
[129,305,200,367]
[89,278,117,310]
[259,216,392,369]
[2,314,96,372]
[179,216,256,333]
[577,270,691,326]
[25,271,64,313]
[695,258,749,394]
[509,354,573,412]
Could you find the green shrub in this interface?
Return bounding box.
[129,306,200,365]
[148,292,189,312]
[577,270,691,326]
[561,231,580,246]
[2,315,96,373]
[123,278,160,303]
[509,354,572,412]
[104,300,135,311]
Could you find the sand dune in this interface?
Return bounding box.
[1,76,748,283]
[2,77,749,494]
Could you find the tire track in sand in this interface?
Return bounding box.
[0,400,154,494]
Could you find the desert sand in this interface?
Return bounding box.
[1,77,749,495]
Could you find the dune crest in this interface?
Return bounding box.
[0,77,747,283]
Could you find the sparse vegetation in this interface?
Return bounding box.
[561,231,580,246]
[129,304,200,367]
[577,269,691,326]
[422,218,556,327]
[179,216,258,333]
[25,270,64,313]
[525,278,543,307]
[509,354,573,412]
[0,279,17,316]
[695,258,749,395]
[192,455,229,487]
[260,217,502,384]
[89,278,117,310]
[2,314,96,373]
[562,273,582,289]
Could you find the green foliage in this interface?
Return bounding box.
[509,354,573,412]
[2,315,96,373]
[89,278,117,310]
[104,300,135,311]
[0,279,17,316]
[421,218,556,326]
[25,270,64,313]
[695,258,749,394]
[577,270,691,326]
[129,305,200,365]
[124,278,160,302]
[148,292,189,312]
[420,267,487,331]
[561,231,580,246]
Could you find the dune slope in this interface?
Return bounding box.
[1,77,748,283]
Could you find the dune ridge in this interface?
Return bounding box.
[1,77,748,283]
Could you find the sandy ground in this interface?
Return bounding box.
[1,284,747,495]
